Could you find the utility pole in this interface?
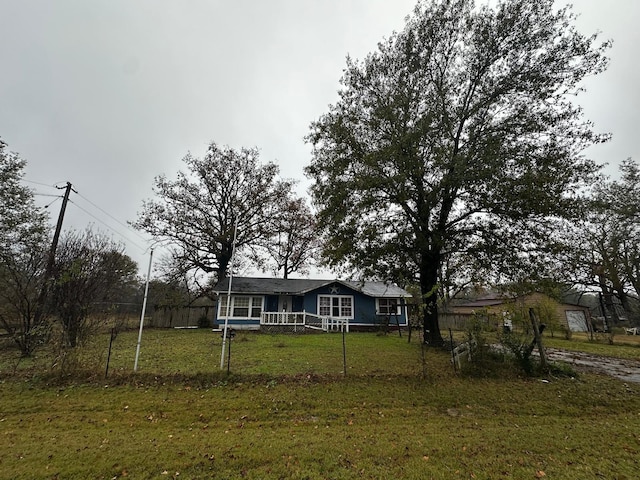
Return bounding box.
[33,182,74,326]
[44,182,73,278]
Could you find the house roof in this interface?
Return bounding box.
[212,277,411,298]
[450,298,505,308]
[447,292,590,310]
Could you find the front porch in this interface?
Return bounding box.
[213,277,411,332]
[260,311,350,332]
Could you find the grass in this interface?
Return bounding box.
[1,328,640,479]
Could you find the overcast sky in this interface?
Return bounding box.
[1,0,638,276]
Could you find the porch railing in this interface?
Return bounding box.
[261,312,305,325]
[260,311,349,332]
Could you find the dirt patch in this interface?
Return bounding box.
[546,348,640,383]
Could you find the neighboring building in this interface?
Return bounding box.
[212,277,412,331]
[441,292,594,333]
[149,296,217,328]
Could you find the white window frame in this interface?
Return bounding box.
[376,298,402,316]
[219,295,263,318]
[318,294,354,319]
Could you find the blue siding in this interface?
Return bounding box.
[301,282,408,326]
[265,295,278,312]
[292,296,305,312]
[303,294,317,314]
[217,283,408,328]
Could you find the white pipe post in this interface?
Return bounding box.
[220,219,239,369]
[134,247,154,372]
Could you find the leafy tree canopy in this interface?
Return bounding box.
[0,138,48,252]
[305,0,610,344]
[0,138,50,355]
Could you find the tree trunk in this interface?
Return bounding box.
[216,243,233,283]
[613,286,631,320]
[420,254,444,346]
[529,308,548,372]
[598,275,620,325]
[65,317,79,348]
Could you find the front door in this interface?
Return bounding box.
[278,295,292,312]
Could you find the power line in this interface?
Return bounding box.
[44,197,61,209]
[75,190,149,244]
[22,178,59,189]
[34,193,62,198]
[24,178,153,254]
[68,199,147,252]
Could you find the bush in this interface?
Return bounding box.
[458,317,500,377]
[496,305,547,376]
[498,329,536,375]
[198,314,210,328]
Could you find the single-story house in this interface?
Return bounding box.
[441,292,594,333]
[212,277,412,331]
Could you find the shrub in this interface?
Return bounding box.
[198,314,210,328]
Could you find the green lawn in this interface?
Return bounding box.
[1,329,639,479]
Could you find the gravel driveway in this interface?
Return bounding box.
[545,347,640,383]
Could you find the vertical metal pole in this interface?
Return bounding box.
[449,328,457,373]
[134,248,153,372]
[421,333,427,379]
[342,322,347,376]
[105,328,115,379]
[226,335,232,375]
[220,219,239,369]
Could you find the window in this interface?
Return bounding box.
[250,297,262,318]
[340,297,352,318]
[377,298,401,316]
[219,296,263,318]
[319,296,331,316]
[219,296,230,316]
[233,297,250,317]
[318,295,353,318]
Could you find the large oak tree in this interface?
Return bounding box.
[133,142,296,283]
[305,0,609,344]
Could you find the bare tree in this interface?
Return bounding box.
[265,197,319,279]
[133,142,294,283]
[49,229,138,347]
[567,159,640,324]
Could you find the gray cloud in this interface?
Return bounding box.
[1,0,637,272]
